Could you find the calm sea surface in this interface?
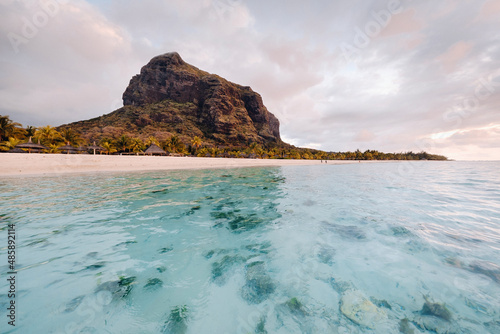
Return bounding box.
[1,161,499,333]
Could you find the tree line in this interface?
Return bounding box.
[0,115,448,160]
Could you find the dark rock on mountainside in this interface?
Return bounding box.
[61,52,282,147]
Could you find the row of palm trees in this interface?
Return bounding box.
[0,115,204,155]
[0,116,85,152]
[96,134,200,155]
[1,115,447,160]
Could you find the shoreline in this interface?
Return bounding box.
[0,153,392,177]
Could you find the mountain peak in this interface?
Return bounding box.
[149,52,186,66]
[65,52,282,147]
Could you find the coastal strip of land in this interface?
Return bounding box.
[0,153,386,176]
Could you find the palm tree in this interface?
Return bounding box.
[129,138,145,154]
[191,136,202,149]
[210,147,220,157]
[0,115,24,141]
[0,137,21,151]
[101,141,117,155]
[314,152,325,160]
[268,148,279,159]
[145,136,160,147]
[169,135,180,151]
[25,125,37,138]
[47,143,62,153]
[35,125,62,145]
[191,136,202,155]
[116,135,131,153]
[249,142,260,153]
[60,128,83,146]
[197,147,209,157]
[164,135,185,153]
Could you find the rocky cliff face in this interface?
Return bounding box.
[61,52,282,147]
[121,52,281,144]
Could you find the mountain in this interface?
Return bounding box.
[60,52,282,147]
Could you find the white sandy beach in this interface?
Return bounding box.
[0,153,382,176]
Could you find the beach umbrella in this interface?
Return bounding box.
[58,142,77,154]
[76,146,88,154]
[15,137,47,153]
[87,141,105,155]
[145,144,167,156]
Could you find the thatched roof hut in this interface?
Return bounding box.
[15,137,47,153]
[58,143,77,154]
[76,146,89,154]
[87,142,105,155]
[145,144,167,156]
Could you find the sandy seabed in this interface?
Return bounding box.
[0,153,383,177]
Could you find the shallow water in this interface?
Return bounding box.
[0,161,499,333]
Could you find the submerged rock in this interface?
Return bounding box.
[144,278,163,290]
[204,250,216,259]
[85,262,106,271]
[159,246,174,254]
[241,261,275,304]
[203,248,231,259]
[317,246,336,265]
[484,320,500,333]
[162,305,189,334]
[370,297,392,310]
[86,252,99,258]
[244,242,272,254]
[114,240,138,248]
[324,222,366,240]
[285,297,309,317]
[255,317,268,334]
[152,188,168,194]
[398,318,415,334]
[185,206,201,216]
[391,226,413,237]
[412,315,454,334]
[64,295,85,312]
[211,255,246,285]
[444,257,463,268]
[328,277,352,294]
[420,296,452,321]
[95,276,136,300]
[156,266,167,273]
[119,276,137,286]
[468,261,500,284]
[340,290,388,329]
[210,210,264,232]
[228,214,264,232]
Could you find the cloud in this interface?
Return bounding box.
[478,0,500,20]
[432,124,500,148]
[436,41,474,74]
[0,0,143,126]
[354,129,376,142]
[380,9,424,38]
[428,124,500,160]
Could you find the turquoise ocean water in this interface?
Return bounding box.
[1,161,499,333]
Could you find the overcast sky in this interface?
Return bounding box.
[1,0,500,160]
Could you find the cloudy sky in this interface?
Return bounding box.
[1,0,500,160]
